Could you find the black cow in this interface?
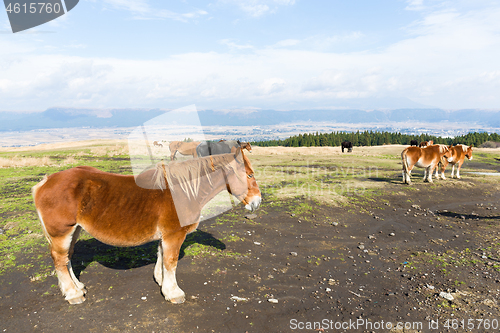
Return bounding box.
[410,140,419,146]
[341,141,353,153]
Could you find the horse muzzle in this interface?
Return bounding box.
[245,196,261,212]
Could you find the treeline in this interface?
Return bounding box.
[252,131,500,148]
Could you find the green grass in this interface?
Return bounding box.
[1,142,499,282]
[0,143,131,276]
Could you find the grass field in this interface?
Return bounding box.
[1,141,500,332]
[1,141,499,278]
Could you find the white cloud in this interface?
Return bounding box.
[98,0,208,22]
[269,33,364,51]
[101,0,150,15]
[219,0,296,17]
[272,39,301,47]
[259,78,286,95]
[2,2,500,110]
[405,0,425,11]
[219,39,254,50]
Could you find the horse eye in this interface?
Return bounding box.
[247,174,254,178]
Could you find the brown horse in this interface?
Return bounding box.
[401,144,450,184]
[435,145,473,179]
[419,140,433,148]
[239,141,252,153]
[32,149,261,305]
[153,141,163,148]
[169,141,201,160]
[217,140,252,152]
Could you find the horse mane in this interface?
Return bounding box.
[437,144,448,153]
[460,145,469,152]
[152,153,243,198]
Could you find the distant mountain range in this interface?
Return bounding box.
[1,107,499,132]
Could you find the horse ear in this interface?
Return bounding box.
[237,140,241,145]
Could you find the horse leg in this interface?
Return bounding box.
[154,223,198,286]
[49,226,86,304]
[440,160,447,180]
[154,241,163,286]
[451,165,456,178]
[456,161,463,179]
[159,231,187,304]
[402,169,410,184]
[68,225,85,292]
[426,165,433,182]
[404,164,414,185]
[434,162,440,179]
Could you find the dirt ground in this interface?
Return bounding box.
[1,147,500,333]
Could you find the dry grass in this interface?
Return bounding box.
[62,156,78,165]
[90,144,128,157]
[0,155,80,168]
[248,145,408,205]
[74,151,88,157]
[0,156,54,168]
[252,144,407,157]
[0,139,127,153]
[90,146,108,156]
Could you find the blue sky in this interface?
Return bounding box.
[1,0,500,111]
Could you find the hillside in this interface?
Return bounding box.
[1,108,500,132]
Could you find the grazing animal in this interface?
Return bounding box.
[419,140,433,148]
[401,144,450,184]
[153,141,163,148]
[196,140,252,157]
[341,141,353,153]
[238,141,252,153]
[410,140,419,146]
[435,145,473,179]
[32,149,261,305]
[169,141,201,161]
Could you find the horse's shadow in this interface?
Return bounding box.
[71,230,225,278]
[367,176,401,184]
[436,211,500,221]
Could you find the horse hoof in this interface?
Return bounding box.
[169,296,185,304]
[67,296,86,304]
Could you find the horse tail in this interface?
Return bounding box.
[401,149,410,184]
[401,149,408,173]
[32,175,52,245]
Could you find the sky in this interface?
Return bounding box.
[1,0,500,112]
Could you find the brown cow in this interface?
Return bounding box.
[32,150,261,305]
[401,144,450,184]
[169,141,201,160]
[435,144,473,179]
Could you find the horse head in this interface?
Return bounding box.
[240,141,252,153]
[444,145,453,162]
[226,148,261,212]
[466,146,474,160]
